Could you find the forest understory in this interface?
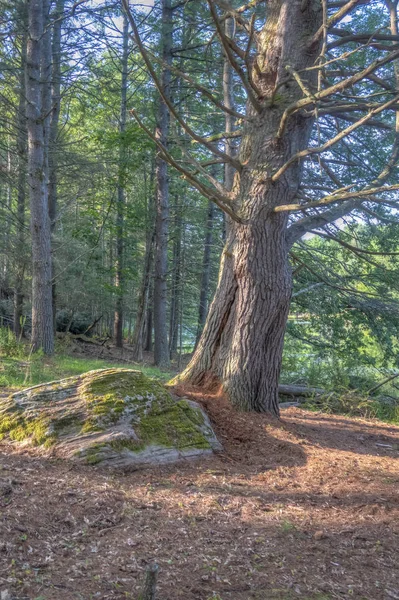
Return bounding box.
[0,347,398,600]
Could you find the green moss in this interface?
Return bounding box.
[8,416,54,446]
[81,372,211,453]
[109,438,144,452]
[138,401,211,450]
[81,371,211,452]
[85,449,102,465]
[0,414,21,434]
[81,369,171,425]
[83,443,107,465]
[80,419,105,434]
[0,404,57,447]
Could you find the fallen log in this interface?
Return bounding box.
[57,332,109,346]
[278,384,326,397]
[279,401,300,409]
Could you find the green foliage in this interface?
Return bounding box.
[0,328,25,358]
[303,392,399,425]
[55,311,94,336]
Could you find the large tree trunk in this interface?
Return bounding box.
[153,0,172,368]
[114,11,129,348]
[176,0,322,414]
[178,208,291,414]
[26,0,54,354]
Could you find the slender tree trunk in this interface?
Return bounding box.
[49,0,64,333]
[175,1,322,414]
[114,11,129,348]
[195,201,214,347]
[14,17,28,339]
[3,139,12,289]
[169,198,182,358]
[223,16,235,195]
[26,0,54,354]
[221,16,235,243]
[131,228,155,362]
[153,0,172,368]
[144,287,153,353]
[41,0,52,182]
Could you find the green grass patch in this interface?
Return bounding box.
[0,354,174,390]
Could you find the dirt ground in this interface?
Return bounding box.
[0,386,398,600]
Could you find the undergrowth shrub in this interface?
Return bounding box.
[0,327,25,358]
[56,310,93,335]
[303,391,399,424]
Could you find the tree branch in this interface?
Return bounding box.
[129,109,242,223]
[206,0,263,112]
[121,0,242,171]
[276,46,399,138]
[277,185,399,212]
[273,95,399,181]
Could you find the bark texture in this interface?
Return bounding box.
[48,0,64,332]
[26,0,54,354]
[138,565,158,600]
[14,15,28,339]
[169,199,182,357]
[196,201,214,347]
[153,0,172,368]
[177,0,323,414]
[131,228,155,362]
[114,11,129,348]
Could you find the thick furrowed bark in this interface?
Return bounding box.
[175,208,291,416]
[176,238,237,387]
[27,0,54,355]
[220,210,291,413]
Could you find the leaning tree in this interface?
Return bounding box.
[122,0,399,415]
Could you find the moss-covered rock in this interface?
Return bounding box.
[0,369,221,467]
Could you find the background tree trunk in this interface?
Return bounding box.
[14,13,28,339]
[131,228,155,361]
[114,11,129,348]
[48,0,64,333]
[153,0,172,368]
[169,197,182,358]
[26,0,54,354]
[195,201,214,347]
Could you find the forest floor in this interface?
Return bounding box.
[0,351,398,600]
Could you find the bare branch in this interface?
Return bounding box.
[277,185,399,212]
[121,0,242,171]
[129,109,242,223]
[312,0,371,45]
[312,230,399,255]
[147,50,246,120]
[286,200,360,246]
[207,0,263,112]
[328,32,399,50]
[276,46,399,138]
[273,96,399,182]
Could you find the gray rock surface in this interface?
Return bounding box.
[0,369,221,468]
